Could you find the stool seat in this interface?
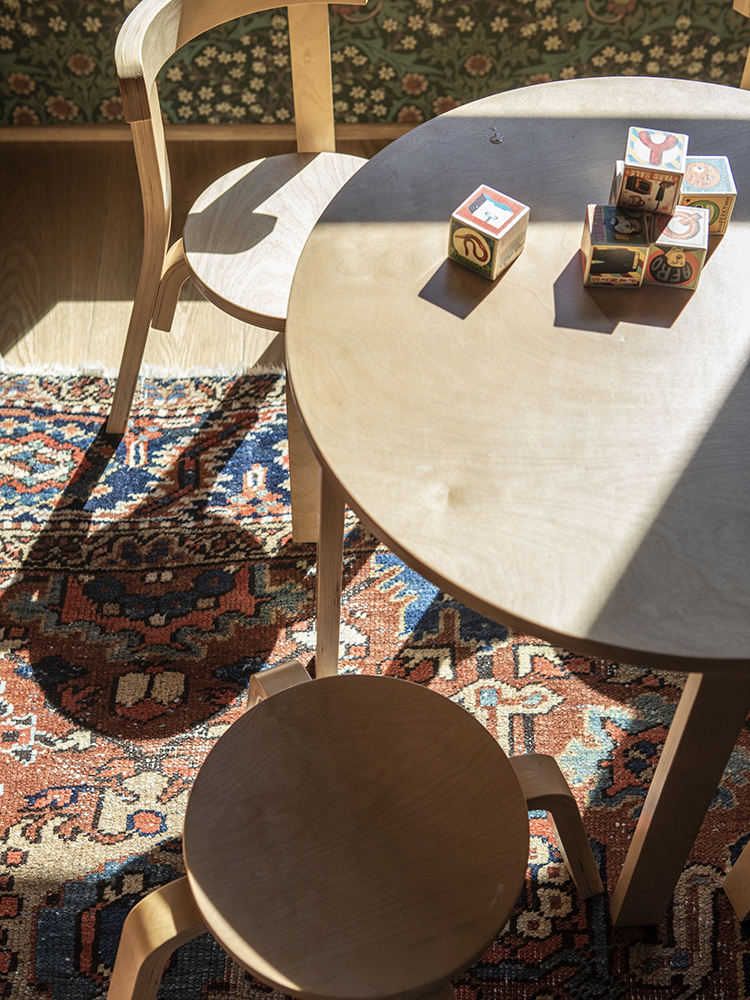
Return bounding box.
[107,664,602,1000]
[183,675,530,1000]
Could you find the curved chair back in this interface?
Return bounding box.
[115,0,362,259]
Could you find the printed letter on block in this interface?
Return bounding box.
[644,205,710,290]
[449,185,530,280]
[581,205,650,287]
[679,155,736,235]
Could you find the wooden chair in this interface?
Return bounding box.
[107,0,368,542]
[107,663,603,1000]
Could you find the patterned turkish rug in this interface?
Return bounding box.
[1,372,750,1000]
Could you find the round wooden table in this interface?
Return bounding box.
[285,77,750,925]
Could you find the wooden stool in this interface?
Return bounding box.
[108,667,602,1000]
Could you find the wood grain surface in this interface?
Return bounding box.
[184,151,365,330]
[184,675,529,1000]
[0,136,389,373]
[287,76,750,674]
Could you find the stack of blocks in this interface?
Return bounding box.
[581,126,736,290]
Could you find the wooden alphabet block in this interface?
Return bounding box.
[449,185,530,280]
[679,155,736,235]
[644,205,710,290]
[580,205,650,287]
[612,126,689,215]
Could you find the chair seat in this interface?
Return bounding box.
[183,151,366,332]
[183,674,530,1000]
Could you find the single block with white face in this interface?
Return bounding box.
[448,185,530,280]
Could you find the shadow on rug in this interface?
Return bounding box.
[1,373,750,1000]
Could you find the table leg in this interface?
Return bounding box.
[610,670,750,926]
[286,378,320,544]
[315,467,345,677]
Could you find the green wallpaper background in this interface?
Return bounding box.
[1,0,749,127]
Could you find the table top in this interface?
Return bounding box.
[184,675,529,999]
[286,77,750,673]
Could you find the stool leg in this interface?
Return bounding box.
[246,658,312,710]
[510,754,603,898]
[107,876,206,1000]
[724,839,750,920]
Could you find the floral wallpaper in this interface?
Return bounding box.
[1,0,749,127]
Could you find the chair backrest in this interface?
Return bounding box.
[115,0,364,254]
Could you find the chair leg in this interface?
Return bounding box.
[107,876,206,1000]
[246,658,312,710]
[724,840,750,920]
[510,753,604,898]
[107,263,161,436]
[152,239,191,332]
[286,376,321,543]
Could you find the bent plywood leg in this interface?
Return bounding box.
[246,658,311,710]
[510,753,603,899]
[107,876,206,1000]
[724,840,750,920]
[107,264,161,435]
[152,239,191,332]
[286,377,321,543]
[611,670,750,926]
[315,466,345,677]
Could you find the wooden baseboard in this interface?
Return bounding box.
[0,122,415,142]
